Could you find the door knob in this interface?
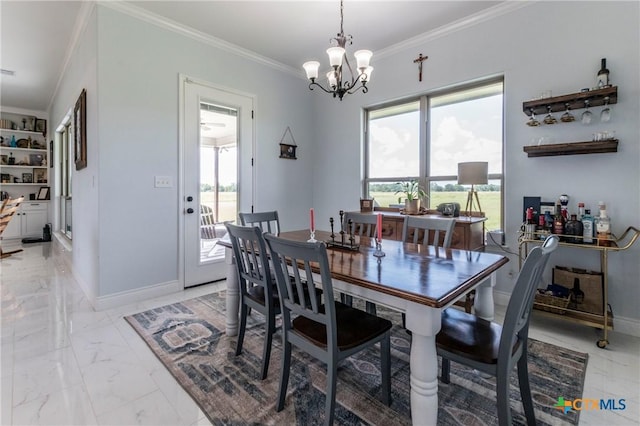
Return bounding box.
[186,208,194,214]
[186,196,193,202]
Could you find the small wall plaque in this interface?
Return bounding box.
[278,126,297,160]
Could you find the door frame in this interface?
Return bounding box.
[177,74,256,288]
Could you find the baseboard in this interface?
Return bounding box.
[494,289,640,338]
[52,232,182,311]
[94,279,182,311]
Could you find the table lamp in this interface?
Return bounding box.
[458,161,488,216]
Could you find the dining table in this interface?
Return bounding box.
[220,229,508,425]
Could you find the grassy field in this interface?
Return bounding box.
[371,191,502,231]
[201,190,503,231]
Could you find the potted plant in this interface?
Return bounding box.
[395,180,427,214]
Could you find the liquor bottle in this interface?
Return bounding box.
[7,152,15,165]
[10,135,16,147]
[553,201,565,240]
[577,202,585,221]
[569,277,585,310]
[596,202,611,246]
[582,209,594,244]
[544,211,554,235]
[565,214,584,244]
[596,58,610,88]
[524,207,536,239]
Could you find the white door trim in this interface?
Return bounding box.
[177,74,256,288]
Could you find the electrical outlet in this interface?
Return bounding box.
[154,176,172,188]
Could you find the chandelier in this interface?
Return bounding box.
[302,0,373,101]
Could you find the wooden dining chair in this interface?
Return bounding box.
[436,235,559,426]
[401,215,456,247]
[264,234,392,426]
[342,211,380,314]
[400,215,456,325]
[225,223,280,380]
[0,196,24,259]
[239,210,280,235]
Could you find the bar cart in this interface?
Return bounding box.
[519,226,639,348]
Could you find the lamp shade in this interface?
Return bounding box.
[458,161,488,185]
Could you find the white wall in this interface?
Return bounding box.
[49,7,99,302]
[311,2,640,322]
[90,6,313,298]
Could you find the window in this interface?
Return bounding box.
[364,79,503,231]
[58,121,73,239]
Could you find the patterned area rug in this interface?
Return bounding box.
[125,292,588,425]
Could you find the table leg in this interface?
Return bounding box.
[224,247,239,336]
[473,273,496,321]
[405,302,441,425]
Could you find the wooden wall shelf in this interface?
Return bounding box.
[523,139,618,157]
[522,86,617,115]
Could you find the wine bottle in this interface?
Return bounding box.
[597,58,610,88]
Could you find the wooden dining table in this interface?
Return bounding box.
[220,229,508,425]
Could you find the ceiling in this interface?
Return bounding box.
[0,0,505,112]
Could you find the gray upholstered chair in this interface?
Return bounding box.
[225,223,280,380]
[342,211,380,314]
[436,235,559,426]
[264,234,392,425]
[239,210,280,235]
[400,215,456,247]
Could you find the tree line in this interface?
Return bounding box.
[201,183,237,192]
[370,182,501,192]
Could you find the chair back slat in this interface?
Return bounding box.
[343,212,378,237]
[225,223,274,304]
[265,235,335,331]
[500,235,559,359]
[239,211,280,235]
[401,216,456,248]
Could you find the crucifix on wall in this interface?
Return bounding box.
[413,53,429,82]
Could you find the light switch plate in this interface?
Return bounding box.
[154,176,172,188]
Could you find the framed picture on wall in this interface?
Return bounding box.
[74,89,87,170]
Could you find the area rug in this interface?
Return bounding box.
[125,292,588,425]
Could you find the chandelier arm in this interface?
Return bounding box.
[308,81,335,95]
[346,83,368,96]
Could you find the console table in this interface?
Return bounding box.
[348,211,486,251]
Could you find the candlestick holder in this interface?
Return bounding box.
[373,239,386,258]
[307,230,317,243]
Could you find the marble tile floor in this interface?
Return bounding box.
[1,239,638,425]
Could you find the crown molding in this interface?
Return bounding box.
[101,1,302,79]
[375,1,536,60]
[48,0,97,113]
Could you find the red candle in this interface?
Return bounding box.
[310,208,315,232]
[377,213,382,242]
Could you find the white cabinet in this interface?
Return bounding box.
[1,201,49,239]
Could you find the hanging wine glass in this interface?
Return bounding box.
[543,105,557,124]
[601,96,611,122]
[560,103,575,122]
[581,100,592,125]
[526,108,540,127]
